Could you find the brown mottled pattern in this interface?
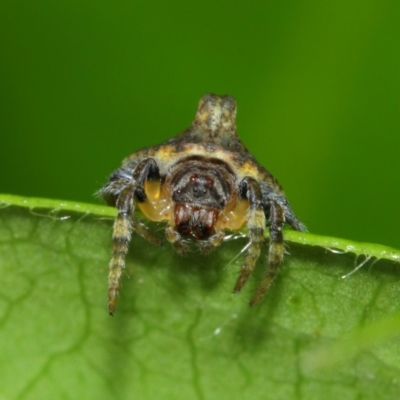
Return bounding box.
[121,94,282,194]
[100,93,305,315]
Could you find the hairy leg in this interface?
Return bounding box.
[249,199,285,306]
[273,195,306,232]
[102,157,161,315]
[198,230,225,254]
[132,220,163,246]
[233,177,266,294]
[108,185,135,315]
[165,226,189,255]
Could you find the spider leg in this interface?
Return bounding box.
[108,185,135,315]
[103,158,160,315]
[198,230,225,254]
[165,226,189,255]
[233,177,265,294]
[249,198,285,306]
[273,195,306,232]
[132,220,163,247]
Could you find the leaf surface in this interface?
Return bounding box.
[1,195,400,400]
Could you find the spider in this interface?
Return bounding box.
[100,94,305,315]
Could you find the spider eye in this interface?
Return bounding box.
[190,173,214,189]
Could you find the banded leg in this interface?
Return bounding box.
[249,199,285,306]
[165,226,189,255]
[275,195,306,232]
[108,185,135,315]
[198,230,225,254]
[133,220,163,247]
[105,158,160,314]
[233,177,266,294]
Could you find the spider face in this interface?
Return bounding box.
[100,94,305,315]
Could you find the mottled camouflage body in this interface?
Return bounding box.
[100,94,305,315]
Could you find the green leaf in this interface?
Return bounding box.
[1,194,400,400]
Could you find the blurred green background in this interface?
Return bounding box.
[1,1,399,248]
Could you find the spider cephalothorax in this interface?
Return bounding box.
[100,94,305,315]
